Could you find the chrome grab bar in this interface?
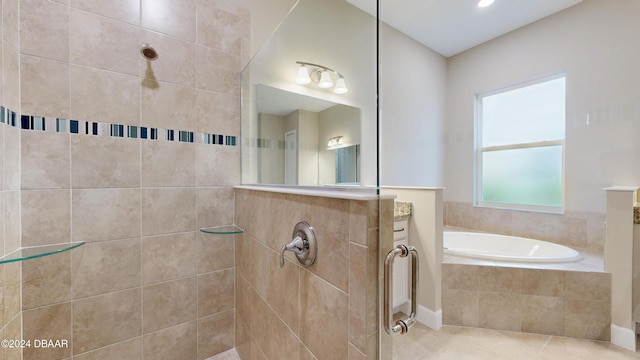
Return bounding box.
[384,244,418,335]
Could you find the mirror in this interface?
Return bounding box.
[255,84,361,186]
[241,0,377,187]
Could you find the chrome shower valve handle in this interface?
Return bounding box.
[279,222,317,268]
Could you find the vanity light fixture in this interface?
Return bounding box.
[477,0,495,7]
[295,61,348,94]
[327,136,344,147]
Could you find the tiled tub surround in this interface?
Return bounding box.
[445,201,606,255]
[234,188,392,360]
[443,202,611,341]
[442,263,612,341]
[0,0,250,358]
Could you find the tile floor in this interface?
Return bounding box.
[393,323,640,360]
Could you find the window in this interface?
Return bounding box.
[476,75,565,212]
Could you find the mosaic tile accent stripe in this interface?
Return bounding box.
[1,106,238,146]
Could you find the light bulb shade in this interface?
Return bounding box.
[334,77,348,94]
[318,71,333,88]
[327,136,343,147]
[477,0,494,7]
[296,65,311,85]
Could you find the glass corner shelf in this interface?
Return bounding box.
[0,242,85,265]
[199,225,244,235]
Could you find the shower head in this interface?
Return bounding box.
[140,44,158,61]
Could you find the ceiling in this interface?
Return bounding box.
[257,84,337,116]
[347,0,583,57]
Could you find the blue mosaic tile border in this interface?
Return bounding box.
[2,106,237,146]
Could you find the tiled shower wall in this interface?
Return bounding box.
[1,0,249,359]
[2,0,24,357]
[234,189,390,360]
[444,202,606,253]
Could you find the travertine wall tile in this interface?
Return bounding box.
[22,303,72,360]
[70,9,140,75]
[141,81,196,130]
[196,90,240,135]
[71,239,142,299]
[300,269,348,360]
[479,292,522,332]
[73,288,142,354]
[521,295,565,336]
[566,271,611,302]
[71,136,141,189]
[443,263,611,340]
[300,196,350,292]
[72,188,141,242]
[70,65,140,125]
[21,189,71,246]
[236,189,379,359]
[142,277,197,333]
[267,250,300,334]
[197,310,235,360]
[3,190,20,253]
[196,186,235,229]
[71,0,140,25]
[22,252,71,309]
[442,288,479,327]
[142,232,197,285]
[20,55,70,117]
[522,269,566,297]
[442,263,478,291]
[198,232,235,274]
[141,0,196,42]
[21,131,70,189]
[196,145,241,186]
[565,299,610,341]
[74,338,143,360]
[478,266,522,293]
[142,187,196,236]
[13,0,247,357]
[444,201,603,254]
[142,140,196,187]
[197,0,242,55]
[198,269,235,317]
[195,46,239,95]
[143,321,197,360]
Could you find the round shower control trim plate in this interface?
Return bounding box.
[292,221,317,267]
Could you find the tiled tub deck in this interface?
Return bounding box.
[442,252,611,341]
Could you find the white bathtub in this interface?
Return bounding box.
[443,231,582,263]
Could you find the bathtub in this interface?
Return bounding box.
[443,231,582,263]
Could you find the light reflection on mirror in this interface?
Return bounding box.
[256,84,361,186]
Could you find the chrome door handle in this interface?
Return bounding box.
[384,244,418,335]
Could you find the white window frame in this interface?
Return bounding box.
[474,74,566,213]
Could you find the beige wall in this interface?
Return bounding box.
[379,23,447,187]
[235,188,388,360]
[445,0,640,214]
[1,0,247,358]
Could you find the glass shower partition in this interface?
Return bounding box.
[239,0,385,359]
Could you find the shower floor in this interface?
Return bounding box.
[393,322,640,360]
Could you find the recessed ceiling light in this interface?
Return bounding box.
[477,0,495,8]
